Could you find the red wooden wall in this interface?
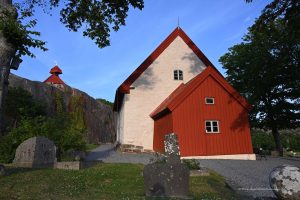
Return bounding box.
[153,75,253,156]
[153,113,173,152]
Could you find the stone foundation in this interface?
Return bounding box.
[119,144,144,153]
[183,154,256,160]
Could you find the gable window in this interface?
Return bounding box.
[205,97,215,104]
[205,120,219,133]
[174,70,183,80]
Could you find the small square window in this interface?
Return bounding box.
[205,97,214,104]
[205,120,219,133]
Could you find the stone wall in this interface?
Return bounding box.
[8,74,116,143]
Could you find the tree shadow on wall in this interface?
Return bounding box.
[182,52,206,75]
[227,91,250,133]
[133,61,161,90]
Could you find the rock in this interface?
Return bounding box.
[8,74,116,144]
[143,163,189,198]
[0,164,5,176]
[269,165,300,200]
[13,136,57,168]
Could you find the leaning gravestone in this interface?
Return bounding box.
[13,136,57,168]
[144,133,189,198]
[269,165,300,200]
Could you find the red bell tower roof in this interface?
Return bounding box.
[50,65,62,74]
[44,74,65,84]
[44,65,65,85]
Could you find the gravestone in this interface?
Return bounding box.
[164,133,180,156]
[0,164,5,176]
[13,136,57,168]
[164,133,181,164]
[144,133,189,198]
[269,165,300,200]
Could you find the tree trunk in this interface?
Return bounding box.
[0,0,16,135]
[271,126,283,156]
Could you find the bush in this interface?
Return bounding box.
[251,130,275,152]
[251,129,300,152]
[281,132,300,152]
[182,159,200,170]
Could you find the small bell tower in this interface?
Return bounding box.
[44,65,65,89]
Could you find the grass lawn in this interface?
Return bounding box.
[0,163,239,200]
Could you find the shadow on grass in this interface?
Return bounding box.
[3,166,46,177]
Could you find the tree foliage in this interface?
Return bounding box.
[0,0,144,59]
[220,0,300,154]
[0,5,47,59]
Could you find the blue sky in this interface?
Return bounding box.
[14,0,271,102]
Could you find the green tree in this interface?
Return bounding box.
[0,0,144,134]
[220,0,300,155]
[4,87,45,129]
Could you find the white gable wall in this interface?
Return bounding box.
[119,36,206,150]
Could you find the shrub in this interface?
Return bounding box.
[182,159,200,170]
[251,129,300,152]
[251,130,275,152]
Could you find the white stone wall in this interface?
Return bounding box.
[116,95,125,144]
[119,36,206,150]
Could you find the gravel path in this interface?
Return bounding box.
[199,157,300,199]
[86,144,155,164]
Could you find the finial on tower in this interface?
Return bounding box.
[177,16,180,28]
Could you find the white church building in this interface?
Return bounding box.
[113,27,210,152]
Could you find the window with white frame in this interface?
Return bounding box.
[174,70,183,80]
[205,97,215,104]
[205,120,219,133]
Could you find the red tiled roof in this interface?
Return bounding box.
[150,66,252,119]
[50,66,62,74]
[44,74,65,84]
[113,27,217,111]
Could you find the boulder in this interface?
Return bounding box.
[13,136,57,168]
[269,165,300,200]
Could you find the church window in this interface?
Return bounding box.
[174,70,183,80]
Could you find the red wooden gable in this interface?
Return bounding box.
[150,66,252,119]
[113,27,218,111]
